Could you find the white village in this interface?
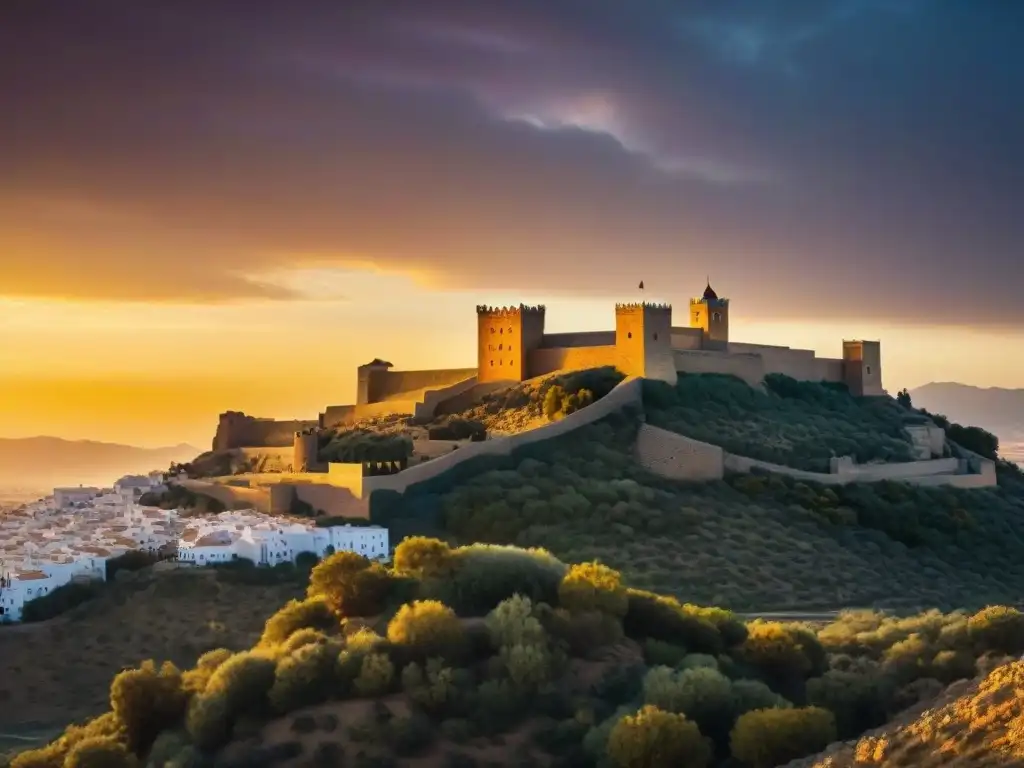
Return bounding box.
[0,472,388,622]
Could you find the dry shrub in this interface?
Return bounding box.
[307,551,392,618]
[730,706,837,768]
[10,713,126,768]
[967,606,1024,655]
[606,705,711,768]
[737,621,827,687]
[182,648,233,695]
[258,596,336,648]
[203,651,276,716]
[558,562,628,618]
[185,691,232,752]
[386,600,464,657]
[63,736,137,768]
[623,589,723,655]
[109,660,187,756]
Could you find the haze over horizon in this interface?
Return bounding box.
[2,1,1023,448]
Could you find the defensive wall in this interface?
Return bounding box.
[357,362,477,406]
[213,412,317,452]
[633,424,998,488]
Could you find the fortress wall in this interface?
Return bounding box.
[320,400,420,430]
[432,381,512,417]
[178,479,272,512]
[670,327,704,350]
[838,458,959,481]
[906,425,947,458]
[527,345,619,378]
[364,377,643,495]
[674,349,765,386]
[540,331,616,348]
[292,484,370,519]
[374,368,478,402]
[635,424,724,480]
[414,375,479,420]
[214,414,317,450]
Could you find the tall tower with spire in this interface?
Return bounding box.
[689,279,730,348]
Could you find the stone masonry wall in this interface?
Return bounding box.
[634,424,724,480]
[527,345,619,378]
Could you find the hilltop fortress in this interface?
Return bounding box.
[212,282,883,452]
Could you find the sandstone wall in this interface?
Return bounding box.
[527,345,619,378]
[675,349,765,386]
[213,413,317,451]
[320,400,420,430]
[413,375,479,420]
[540,331,616,348]
[634,424,724,480]
[179,479,271,512]
[363,377,644,495]
[373,368,478,401]
[670,327,704,350]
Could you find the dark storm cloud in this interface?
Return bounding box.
[1,0,1022,324]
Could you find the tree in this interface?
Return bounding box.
[393,537,455,579]
[896,388,913,408]
[730,707,837,768]
[387,600,464,657]
[559,561,628,618]
[109,660,187,756]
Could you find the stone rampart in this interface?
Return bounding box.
[213,412,317,451]
[527,345,619,379]
[634,424,724,480]
[373,367,478,402]
[319,400,420,430]
[363,377,644,495]
[675,349,765,387]
[413,375,479,421]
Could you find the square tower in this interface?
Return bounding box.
[476,304,546,383]
[689,281,730,348]
[356,359,393,405]
[615,303,677,384]
[842,340,884,397]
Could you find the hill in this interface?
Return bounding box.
[910,382,1024,464]
[0,437,199,492]
[9,543,1024,768]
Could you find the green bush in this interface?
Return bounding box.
[319,429,413,463]
[485,595,547,648]
[203,652,277,717]
[307,551,392,618]
[20,580,102,622]
[431,544,567,615]
[558,561,628,618]
[353,652,395,697]
[737,621,828,691]
[606,705,711,768]
[428,418,487,441]
[730,706,837,768]
[269,640,342,713]
[623,590,723,655]
[185,691,232,752]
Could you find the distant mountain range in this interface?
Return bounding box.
[0,437,200,497]
[910,382,1023,464]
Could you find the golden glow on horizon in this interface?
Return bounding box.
[2,271,1022,448]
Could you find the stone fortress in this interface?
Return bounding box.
[213,281,884,454]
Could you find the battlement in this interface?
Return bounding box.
[615,302,672,312]
[690,297,729,305]
[476,304,546,317]
[294,427,321,438]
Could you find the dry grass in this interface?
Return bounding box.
[785,661,1024,767]
[0,568,303,733]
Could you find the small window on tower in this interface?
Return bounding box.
[652,333,658,340]
[713,312,721,322]
[508,327,513,334]
[627,331,632,339]
[500,328,503,334]
[866,365,872,375]
[490,327,495,334]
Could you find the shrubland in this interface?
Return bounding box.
[11,541,1024,768]
[643,374,920,471]
[372,403,1024,612]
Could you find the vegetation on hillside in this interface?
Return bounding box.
[370,408,1024,612]
[436,366,625,434]
[317,429,413,464]
[138,485,225,515]
[643,374,919,471]
[11,542,1024,768]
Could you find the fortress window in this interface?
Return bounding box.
[491,327,495,334]
[713,312,721,321]
[627,331,632,339]
[508,327,513,334]
[499,343,503,350]
[866,365,872,375]
[490,360,494,366]
[652,333,658,340]
[500,328,503,334]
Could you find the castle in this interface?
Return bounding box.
[212,282,884,452]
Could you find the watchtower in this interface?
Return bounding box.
[476,304,546,383]
[689,280,730,348]
[614,303,677,384]
[842,341,884,397]
[293,428,320,472]
[213,411,254,452]
[356,359,393,405]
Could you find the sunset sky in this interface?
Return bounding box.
[2,1,1023,449]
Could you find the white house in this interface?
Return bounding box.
[53,487,101,509]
